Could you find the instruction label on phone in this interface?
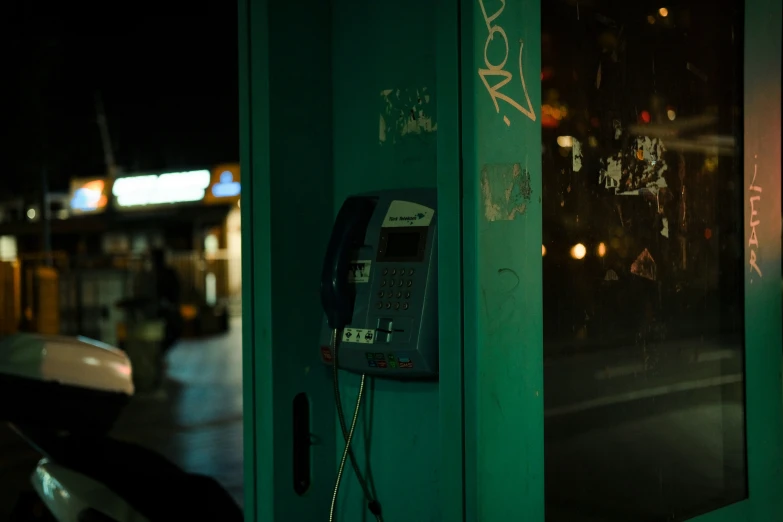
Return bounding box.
[348,260,371,283]
[342,328,376,344]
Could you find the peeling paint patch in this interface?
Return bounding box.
[480,164,532,222]
[613,119,622,140]
[379,87,437,145]
[572,138,583,172]
[598,136,669,196]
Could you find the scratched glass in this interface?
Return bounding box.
[541,1,747,521]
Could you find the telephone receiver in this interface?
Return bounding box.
[320,196,378,330]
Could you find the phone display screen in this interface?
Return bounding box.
[384,231,421,258]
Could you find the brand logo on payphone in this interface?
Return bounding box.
[382,201,434,228]
[388,212,425,224]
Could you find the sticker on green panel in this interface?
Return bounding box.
[342,328,375,344]
[348,260,371,283]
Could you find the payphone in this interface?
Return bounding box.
[319,189,439,378]
[319,189,439,521]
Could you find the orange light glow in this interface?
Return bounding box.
[570,243,587,260]
[542,114,559,129]
[116,322,127,342]
[70,178,110,213]
[83,180,104,192]
[181,304,199,320]
[598,242,607,257]
[659,7,669,17]
[640,111,651,123]
[542,245,547,257]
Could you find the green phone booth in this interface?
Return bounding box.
[240,0,782,520]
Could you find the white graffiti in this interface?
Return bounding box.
[748,163,762,280]
[477,0,536,126]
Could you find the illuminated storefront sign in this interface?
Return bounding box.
[69,178,110,214]
[212,171,241,197]
[112,170,211,208]
[204,163,241,205]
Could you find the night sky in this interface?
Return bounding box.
[1,6,239,197]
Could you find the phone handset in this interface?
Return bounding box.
[320,196,376,330]
[320,196,383,522]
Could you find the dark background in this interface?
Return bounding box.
[0,6,239,198]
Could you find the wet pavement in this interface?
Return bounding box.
[0,319,244,519]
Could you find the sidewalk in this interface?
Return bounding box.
[111,317,244,506]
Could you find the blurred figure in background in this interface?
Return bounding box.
[149,248,183,357]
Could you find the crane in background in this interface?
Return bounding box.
[95,91,118,178]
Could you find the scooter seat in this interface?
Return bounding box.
[15,426,243,522]
[0,333,133,434]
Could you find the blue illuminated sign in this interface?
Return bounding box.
[70,180,108,212]
[211,171,241,198]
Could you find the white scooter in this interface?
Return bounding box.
[0,333,243,522]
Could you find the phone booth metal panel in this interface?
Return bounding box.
[239,0,463,520]
[240,0,783,519]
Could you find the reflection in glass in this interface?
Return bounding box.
[542,1,746,520]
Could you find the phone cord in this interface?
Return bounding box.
[329,372,366,522]
[330,330,384,522]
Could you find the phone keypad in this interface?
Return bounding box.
[375,267,415,312]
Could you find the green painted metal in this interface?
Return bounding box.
[435,0,466,520]
[240,0,337,520]
[740,0,783,517]
[460,0,544,520]
[240,0,464,520]
[329,0,447,519]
